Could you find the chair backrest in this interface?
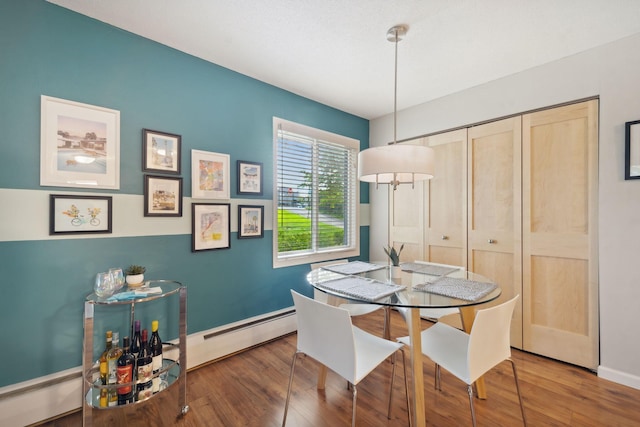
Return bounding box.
[467,295,519,383]
[291,290,356,381]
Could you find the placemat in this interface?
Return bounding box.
[413,277,497,301]
[316,276,405,301]
[401,262,461,277]
[322,261,385,275]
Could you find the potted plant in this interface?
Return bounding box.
[384,244,404,279]
[125,265,146,287]
[383,244,404,266]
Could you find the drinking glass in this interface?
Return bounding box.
[109,267,125,291]
[94,272,114,298]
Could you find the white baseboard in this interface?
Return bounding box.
[597,365,640,390]
[0,307,297,427]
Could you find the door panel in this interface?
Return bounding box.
[424,129,467,268]
[389,139,425,263]
[522,100,599,369]
[468,117,522,348]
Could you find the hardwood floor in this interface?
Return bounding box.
[36,309,640,426]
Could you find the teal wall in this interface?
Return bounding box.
[0,1,370,387]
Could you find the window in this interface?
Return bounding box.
[273,117,359,268]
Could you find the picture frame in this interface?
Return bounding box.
[237,160,263,195]
[625,120,640,180]
[40,95,120,189]
[191,150,230,199]
[192,203,231,251]
[144,175,183,217]
[238,205,264,239]
[50,194,112,235]
[142,129,181,175]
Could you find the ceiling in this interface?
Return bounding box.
[48,0,640,120]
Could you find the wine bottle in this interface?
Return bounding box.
[131,320,141,358]
[136,329,153,401]
[106,331,123,407]
[116,336,135,405]
[99,331,112,407]
[149,320,163,393]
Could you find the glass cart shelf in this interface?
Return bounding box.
[82,280,188,426]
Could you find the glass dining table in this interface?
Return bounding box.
[306,261,501,427]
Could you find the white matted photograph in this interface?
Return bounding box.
[144,175,183,217]
[40,95,120,189]
[143,129,181,174]
[238,205,264,239]
[192,203,230,251]
[191,149,230,199]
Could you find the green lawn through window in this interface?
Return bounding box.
[277,209,344,252]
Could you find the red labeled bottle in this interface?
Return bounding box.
[116,336,135,405]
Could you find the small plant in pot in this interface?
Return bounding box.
[125,265,146,287]
[383,244,404,267]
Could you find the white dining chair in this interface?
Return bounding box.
[397,295,526,427]
[283,290,410,427]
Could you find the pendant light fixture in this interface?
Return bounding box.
[358,25,435,190]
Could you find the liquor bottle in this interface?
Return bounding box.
[99,331,112,407]
[131,320,142,358]
[116,336,135,405]
[149,320,163,393]
[135,329,153,401]
[106,331,123,407]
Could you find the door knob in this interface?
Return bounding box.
[441,235,448,240]
[488,239,496,244]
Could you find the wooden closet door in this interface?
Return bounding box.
[522,100,599,369]
[389,139,425,263]
[424,129,467,267]
[468,117,523,348]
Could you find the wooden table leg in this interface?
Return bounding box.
[459,306,487,399]
[317,365,327,390]
[408,307,427,427]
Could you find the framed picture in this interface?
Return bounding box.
[142,129,181,174]
[238,205,264,239]
[40,95,120,189]
[625,120,640,180]
[237,160,263,195]
[144,175,183,217]
[191,150,230,199]
[50,194,112,235]
[192,203,231,251]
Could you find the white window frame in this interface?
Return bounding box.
[273,117,360,268]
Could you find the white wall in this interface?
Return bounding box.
[369,32,640,389]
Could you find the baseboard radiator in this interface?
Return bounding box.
[0,307,297,427]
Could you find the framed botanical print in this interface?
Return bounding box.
[238,205,264,239]
[40,95,120,189]
[191,149,230,199]
[142,129,181,174]
[144,175,183,217]
[192,203,231,251]
[49,194,112,235]
[237,160,263,195]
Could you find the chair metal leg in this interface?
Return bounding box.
[282,352,300,427]
[383,306,391,340]
[387,351,398,419]
[467,384,477,427]
[508,359,527,426]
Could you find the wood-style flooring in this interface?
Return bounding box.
[35,308,640,426]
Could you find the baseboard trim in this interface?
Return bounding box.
[0,307,297,427]
[597,365,640,390]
